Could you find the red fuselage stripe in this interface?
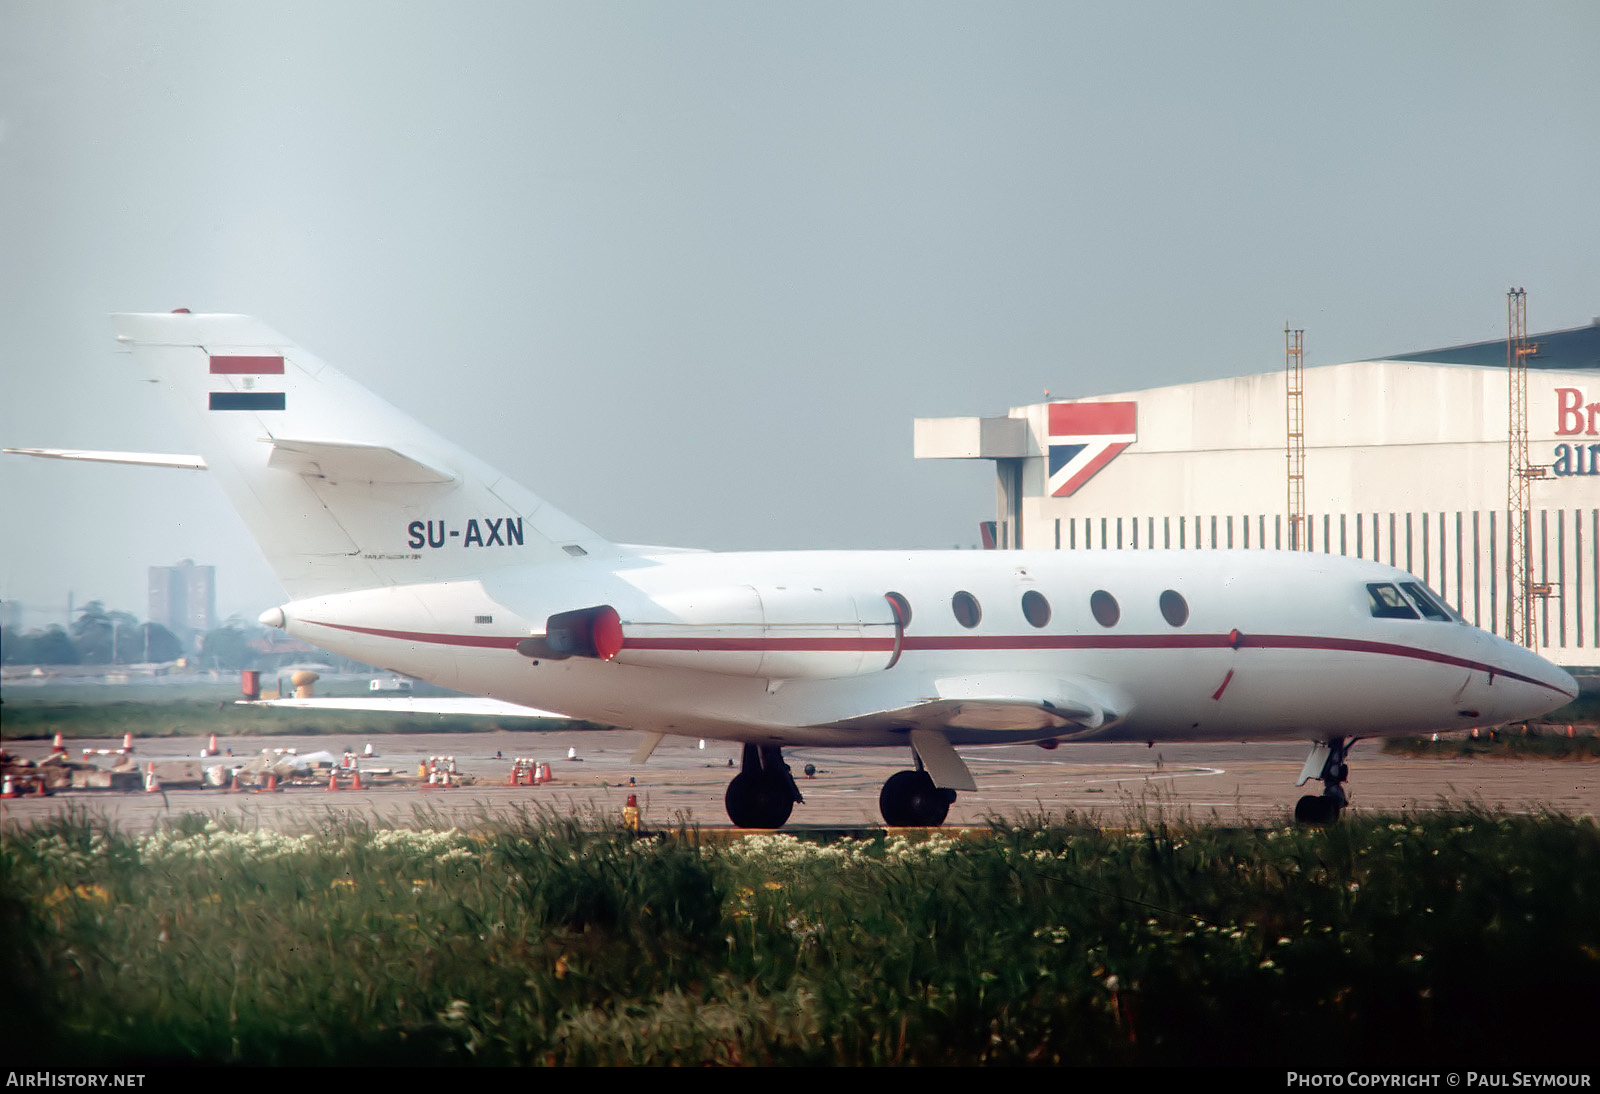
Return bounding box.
[305,620,523,649]
[209,355,285,375]
[299,620,1570,696]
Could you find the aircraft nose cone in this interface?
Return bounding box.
[1471,630,1581,722]
[259,605,286,629]
[1552,666,1580,703]
[1508,647,1579,713]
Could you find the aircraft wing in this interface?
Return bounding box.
[238,696,572,719]
[787,673,1128,793]
[814,672,1127,736]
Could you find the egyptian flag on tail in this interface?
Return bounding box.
[1047,401,1137,497]
[208,355,286,411]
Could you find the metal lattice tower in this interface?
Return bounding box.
[1285,325,1306,550]
[1506,287,1538,647]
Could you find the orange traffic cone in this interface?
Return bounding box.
[264,770,279,792]
[350,765,363,791]
[144,763,161,794]
[50,733,66,754]
[29,775,49,798]
[327,770,341,791]
[0,774,16,799]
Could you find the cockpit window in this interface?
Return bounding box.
[1367,583,1419,620]
[1399,582,1454,622]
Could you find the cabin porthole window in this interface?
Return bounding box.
[1090,590,1120,628]
[952,591,982,629]
[1021,590,1051,628]
[1159,590,1189,628]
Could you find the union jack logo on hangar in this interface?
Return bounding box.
[1046,401,1137,497]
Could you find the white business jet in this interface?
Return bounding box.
[11,313,1578,827]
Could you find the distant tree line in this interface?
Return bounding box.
[1,600,375,673]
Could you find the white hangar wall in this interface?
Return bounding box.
[916,359,1600,668]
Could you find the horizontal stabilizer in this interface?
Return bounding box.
[4,447,207,470]
[238,696,571,719]
[265,438,455,485]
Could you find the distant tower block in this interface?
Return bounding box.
[148,558,216,646]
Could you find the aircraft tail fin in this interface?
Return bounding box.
[111,312,624,599]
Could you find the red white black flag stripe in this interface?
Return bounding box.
[209,355,286,411]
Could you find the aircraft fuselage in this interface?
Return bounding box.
[272,546,1574,749]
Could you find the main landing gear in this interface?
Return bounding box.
[879,769,957,827]
[1294,736,1356,825]
[722,743,962,829]
[725,743,803,829]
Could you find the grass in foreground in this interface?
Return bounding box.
[2,807,1596,1066]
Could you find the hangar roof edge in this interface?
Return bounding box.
[1381,321,1600,371]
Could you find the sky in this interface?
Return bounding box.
[2,0,1597,630]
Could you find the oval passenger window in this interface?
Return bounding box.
[1021,590,1051,628]
[1090,590,1120,628]
[1159,589,1189,627]
[952,591,982,629]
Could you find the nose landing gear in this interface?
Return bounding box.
[1294,736,1356,825]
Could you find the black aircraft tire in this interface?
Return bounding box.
[1294,794,1341,825]
[879,770,952,827]
[725,771,794,829]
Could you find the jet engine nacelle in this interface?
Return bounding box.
[516,604,624,661]
[564,585,901,680]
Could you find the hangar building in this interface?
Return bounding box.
[915,321,1600,669]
